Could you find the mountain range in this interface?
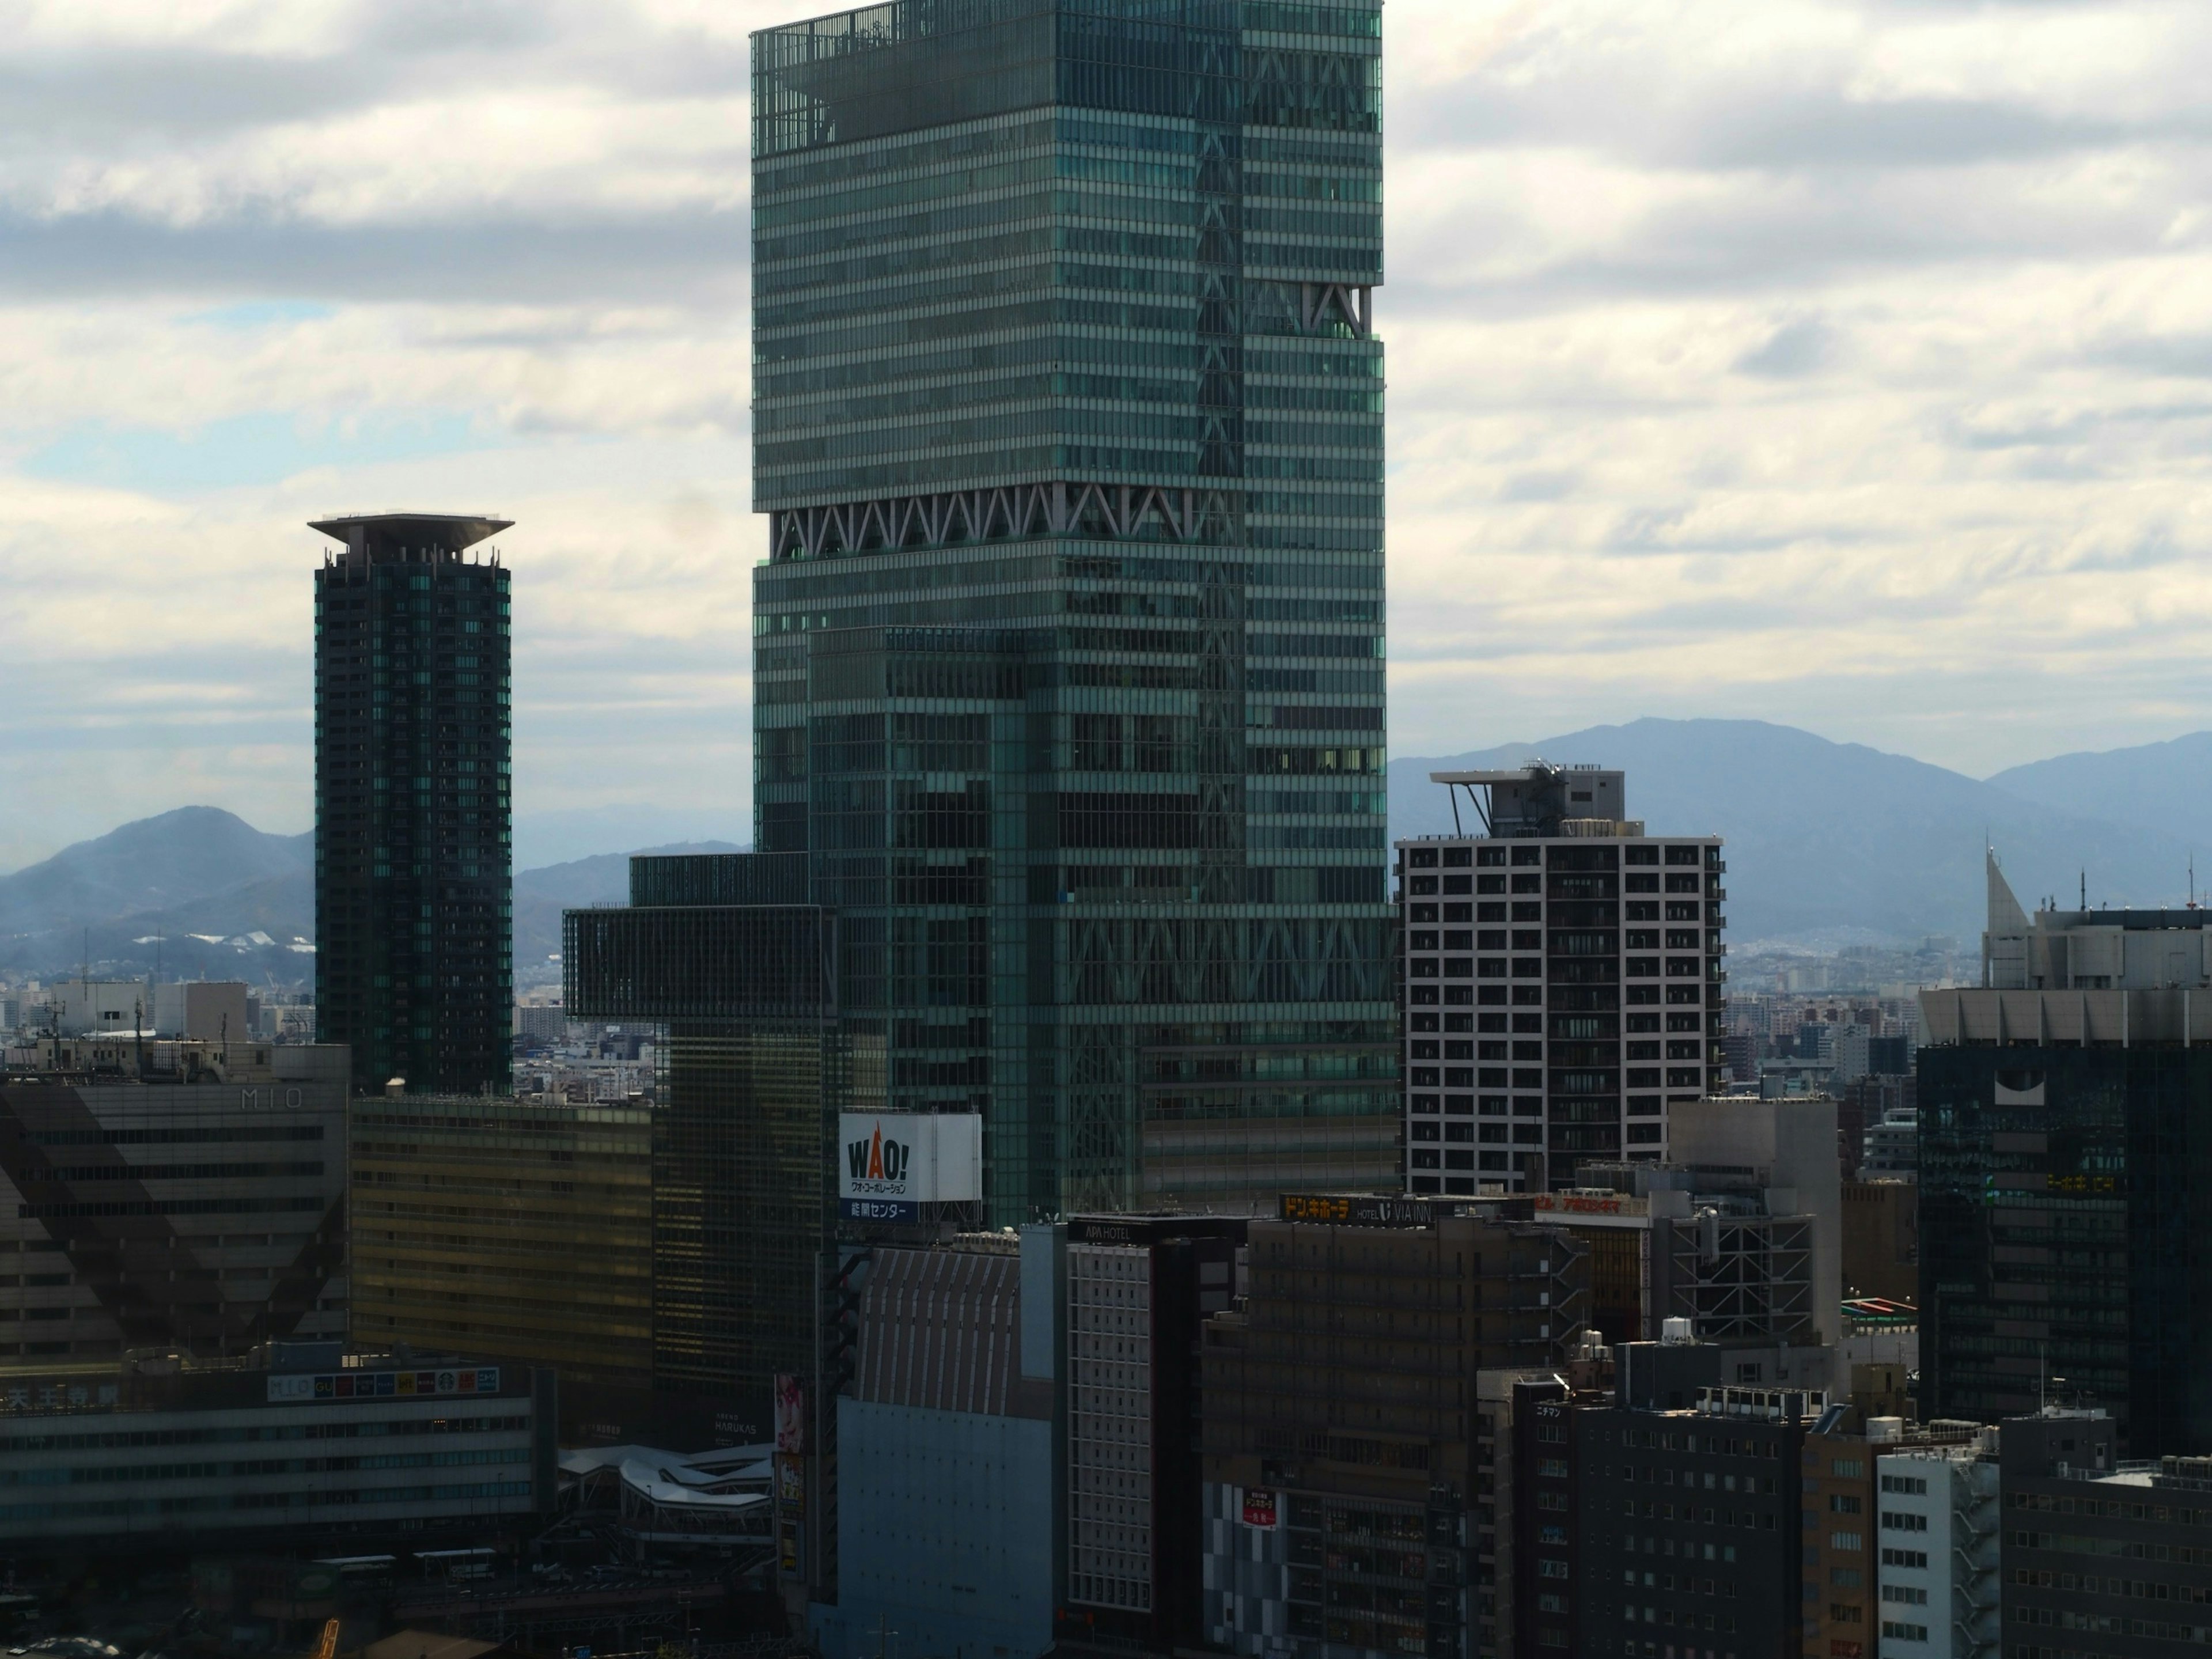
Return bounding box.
[2,718,2205,982]
[1389,719,2201,942]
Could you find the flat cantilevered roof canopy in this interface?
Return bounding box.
[309,513,512,555]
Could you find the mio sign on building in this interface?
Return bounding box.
[838,1112,983,1224]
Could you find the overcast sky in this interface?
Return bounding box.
[4,0,2211,870]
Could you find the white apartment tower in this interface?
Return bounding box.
[1397,763,1726,1195]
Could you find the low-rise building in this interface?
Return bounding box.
[152,980,252,1042]
[0,1343,555,1555]
[52,979,151,1037]
[1861,1108,1918,1179]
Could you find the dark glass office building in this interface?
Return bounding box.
[751,0,1396,1218]
[564,851,877,1445]
[1919,987,2212,1457]
[313,513,513,1096]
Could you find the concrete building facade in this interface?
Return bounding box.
[1063,1214,1244,1652]
[1870,1435,2000,1659]
[1994,1407,2212,1656]
[1199,1194,1589,1659]
[1397,764,1726,1195]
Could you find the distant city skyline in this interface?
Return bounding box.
[6,0,2212,870]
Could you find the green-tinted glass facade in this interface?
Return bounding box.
[751,0,1395,1218]
[313,515,514,1096]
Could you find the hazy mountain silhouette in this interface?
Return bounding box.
[1392,718,2196,941]
[0,807,743,985]
[512,841,745,979]
[12,721,2203,979]
[1986,731,2212,857]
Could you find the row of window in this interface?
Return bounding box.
[2014,1567,2212,1601]
[2010,1490,2212,1525]
[760,372,1385,437]
[757,148,1381,236]
[759,551,1384,610]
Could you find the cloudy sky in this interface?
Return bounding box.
[3,0,2210,871]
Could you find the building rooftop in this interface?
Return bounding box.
[309,512,512,559]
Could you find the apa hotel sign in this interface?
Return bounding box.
[838,1112,982,1222]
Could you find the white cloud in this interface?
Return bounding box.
[4,0,2212,869]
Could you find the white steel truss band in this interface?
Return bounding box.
[770,482,1213,561]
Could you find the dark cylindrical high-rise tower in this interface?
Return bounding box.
[312,512,513,1095]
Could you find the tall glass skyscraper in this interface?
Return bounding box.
[313,513,514,1096]
[751,0,1394,1217]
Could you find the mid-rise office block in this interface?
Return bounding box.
[1984,847,2212,991]
[0,1345,554,1555]
[0,1039,349,1362]
[1063,1213,1244,1651]
[348,1092,653,1440]
[1551,1382,1830,1659]
[1468,1368,1573,1659]
[1801,1418,1879,1656]
[1538,1095,1843,1355]
[1399,764,1726,1195]
[1871,1433,2000,1659]
[750,0,1396,1218]
[313,512,513,1096]
[1919,985,2212,1457]
[1995,1407,2212,1654]
[1200,1193,1588,1659]
[819,1229,1060,1659]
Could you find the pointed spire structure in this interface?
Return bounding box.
[1985,846,2031,988]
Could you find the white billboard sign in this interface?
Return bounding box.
[838,1112,983,1219]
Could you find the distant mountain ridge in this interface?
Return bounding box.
[0,807,316,982]
[0,806,309,937]
[0,809,749,984]
[1986,732,2212,846]
[7,718,2208,978]
[1391,718,2200,942]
